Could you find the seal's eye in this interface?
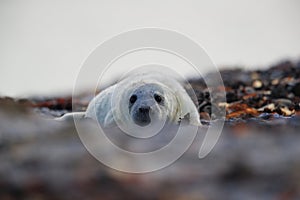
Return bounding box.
[154,94,163,103]
[129,94,137,104]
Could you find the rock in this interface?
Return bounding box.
[292,82,300,97]
[280,106,295,116]
[274,98,293,108]
[226,90,238,103]
[252,80,263,89]
[271,85,288,98]
[258,103,275,112]
[271,79,279,85]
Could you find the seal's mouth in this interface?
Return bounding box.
[133,113,151,127]
[133,106,152,127]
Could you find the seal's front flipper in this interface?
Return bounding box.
[179,113,202,127]
[55,112,86,121]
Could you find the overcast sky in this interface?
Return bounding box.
[0,0,299,97]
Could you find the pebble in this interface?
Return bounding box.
[271,79,279,85]
[226,91,238,103]
[280,106,295,116]
[274,99,293,108]
[291,82,300,96]
[258,103,275,112]
[252,80,263,89]
[244,86,256,94]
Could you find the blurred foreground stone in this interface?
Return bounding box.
[1,96,300,200]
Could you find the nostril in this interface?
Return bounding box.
[139,106,150,113]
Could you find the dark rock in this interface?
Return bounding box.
[226,91,238,103]
[292,82,300,97]
[271,85,288,98]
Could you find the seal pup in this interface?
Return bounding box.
[57,72,201,128]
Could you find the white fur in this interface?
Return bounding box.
[85,72,201,127]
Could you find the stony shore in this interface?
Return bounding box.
[1,60,300,200]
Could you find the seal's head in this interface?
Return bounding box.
[128,83,171,127]
[109,72,201,129]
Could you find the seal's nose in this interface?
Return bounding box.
[134,106,151,127]
[139,106,150,114]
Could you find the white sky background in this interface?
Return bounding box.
[0,0,299,97]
